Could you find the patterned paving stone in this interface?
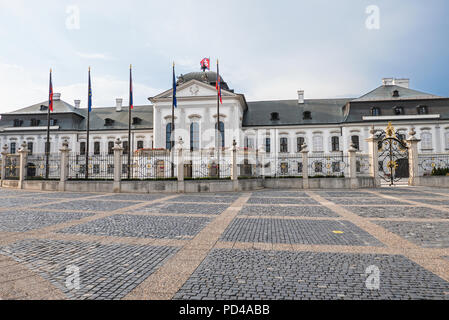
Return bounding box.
[169,195,238,203]
[314,191,378,198]
[408,198,449,206]
[0,239,179,300]
[36,200,140,211]
[247,197,319,205]
[221,218,383,246]
[174,249,449,300]
[22,192,97,199]
[344,206,449,219]
[132,202,230,215]
[0,197,56,208]
[251,190,309,197]
[239,205,340,217]
[374,221,449,248]
[326,198,407,205]
[58,214,213,239]
[94,194,167,201]
[0,210,94,232]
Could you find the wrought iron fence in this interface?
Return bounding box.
[418,153,449,176]
[308,153,349,177]
[26,153,60,180]
[122,150,176,180]
[184,150,232,179]
[263,152,303,178]
[4,154,19,179]
[68,153,114,180]
[356,154,371,177]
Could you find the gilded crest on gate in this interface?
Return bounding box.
[385,122,395,137]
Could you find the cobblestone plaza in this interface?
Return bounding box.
[1,187,449,300]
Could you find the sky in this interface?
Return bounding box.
[0,0,448,112]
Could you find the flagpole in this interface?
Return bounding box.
[128,65,132,179]
[171,62,175,178]
[45,69,52,179]
[216,60,220,179]
[85,67,91,180]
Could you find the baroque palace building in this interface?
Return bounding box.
[1,72,449,158]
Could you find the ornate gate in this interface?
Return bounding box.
[377,122,409,186]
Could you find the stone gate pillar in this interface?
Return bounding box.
[0,144,8,186]
[406,127,421,186]
[177,137,184,193]
[348,143,358,189]
[59,139,71,191]
[18,141,29,189]
[231,139,238,191]
[113,138,123,193]
[300,143,309,189]
[365,125,381,187]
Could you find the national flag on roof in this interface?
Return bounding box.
[129,65,133,109]
[88,67,92,112]
[172,62,177,108]
[201,57,210,71]
[48,69,54,112]
[216,60,222,104]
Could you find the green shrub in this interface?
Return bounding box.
[431,167,449,176]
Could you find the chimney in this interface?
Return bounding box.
[393,78,410,89]
[115,98,123,112]
[382,78,394,86]
[53,93,61,100]
[297,90,304,104]
[74,99,81,109]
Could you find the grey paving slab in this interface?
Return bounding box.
[36,200,140,211]
[58,214,213,239]
[174,249,449,300]
[0,239,179,300]
[408,198,449,206]
[169,195,238,203]
[94,194,167,201]
[251,190,309,197]
[326,198,407,205]
[21,192,98,199]
[345,206,449,219]
[374,221,449,248]
[314,191,378,198]
[0,210,95,232]
[221,218,383,246]
[132,202,230,215]
[247,197,319,205]
[239,205,340,217]
[0,196,57,208]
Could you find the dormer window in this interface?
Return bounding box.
[132,117,142,125]
[40,105,48,111]
[303,111,312,120]
[392,90,399,97]
[394,106,404,115]
[371,107,381,116]
[417,105,428,115]
[50,118,57,126]
[270,112,279,121]
[30,119,40,126]
[104,118,114,126]
[13,119,23,127]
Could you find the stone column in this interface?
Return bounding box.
[300,143,309,189]
[113,138,123,193]
[231,139,238,191]
[0,144,8,186]
[406,127,421,186]
[58,139,71,191]
[365,125,381,187]
[258,145,265,177]
[348,143,358,189]
[177,137,184,193]
[18,141,28,189]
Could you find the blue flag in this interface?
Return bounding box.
[129,65,133,109]
[88,68,92,112]
[172,63,177,108]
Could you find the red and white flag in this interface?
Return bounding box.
[200,58,210,70]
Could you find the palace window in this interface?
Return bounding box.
[331,136,340,152]
[108,141,114,155]
[417,105,428,115]
[27,142,33,155]
[123,141,129,154]
[392,90,399,97]
[137,140,144,150]
[394,106,404,115]
[10,142,16,154]
[13,119,23,127]
[166,123,173,150]
[332,162,340,173]
[215,121,225,148]
[280,137,288,153]
[30,119,40,126]
[371,107,381,116]
[303,111,312,120]
[244,136,254,149]
[421,132,432,150]
[132,117,142,125]
[314,162,323,173]
[80,142,86,155]
[94,141,100,155]
[297,137,305,152]
[312,135,323,152]
[50,118,58,126]
[270,112,279,121]
[265,137,271,153]
[351,135,360,150]
[190,122,199,151]
[104,118,114,126]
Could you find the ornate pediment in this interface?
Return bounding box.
[152,79,235,100]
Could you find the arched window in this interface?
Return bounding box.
[215,121,225,148]
[166,123,173,150]
[312,135,323,152]
[190,122,199,151]
[421,131,432,150]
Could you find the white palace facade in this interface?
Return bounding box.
[1,72,449,158]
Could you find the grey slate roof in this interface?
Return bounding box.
[7,99,84,116]
[243,99,352,127]
[352,85,444,102]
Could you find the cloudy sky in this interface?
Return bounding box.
[0,0,448,112]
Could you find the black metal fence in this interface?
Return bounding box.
[418,153,449,176]
[122,150,176,180]
[184,150,232,179]
[68,152,114,180]
[26,153,60,180]
[308,153,349,178]
[4,154,19,180]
